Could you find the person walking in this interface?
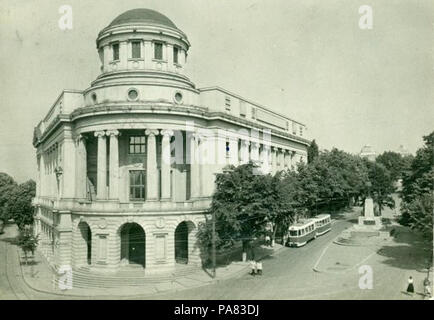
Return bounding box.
[406,276,414,296]
[265,235,271,247]
[423,277,431,298]
[250,260,257,276]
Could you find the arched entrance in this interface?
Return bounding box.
[174,221,196,264]
[120,223,146,267]
[78,222,92,265]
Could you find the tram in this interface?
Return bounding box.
[286,214,331,247]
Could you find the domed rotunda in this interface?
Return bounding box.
[32,9,310,275]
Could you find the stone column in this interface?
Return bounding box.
[290,151,296,170]
[160,129,174,200]
[250,142,260,163]
[189,132,201,198]
[107,130,120,200]
[284,150,290,169]
[39,154,45,197]
[228,137,238,166]
[94,130,107,199]
[260,145,270,174]
[279,149,285,171]
[145,129,159,200]
[75,134,87,199]
[272,147,277,174]
[240,139,250,164]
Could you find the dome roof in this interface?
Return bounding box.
[108,9,178,29]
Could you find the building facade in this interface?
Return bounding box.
[32,9,310,273]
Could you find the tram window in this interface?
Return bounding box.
[290,230,297,237]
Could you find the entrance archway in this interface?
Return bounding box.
[78,222,92,265]
[120,223,146,267]
[174,221,196,264]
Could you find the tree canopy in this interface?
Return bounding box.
[307,139,319,163]
[376,151,413,182]
[0,173,18,233]
[0,174,36,232]
[399,131,433,242]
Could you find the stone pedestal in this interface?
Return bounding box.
[358,198,382,229]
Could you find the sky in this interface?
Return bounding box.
[0,0,433,182]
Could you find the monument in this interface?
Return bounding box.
[358,197,382,230]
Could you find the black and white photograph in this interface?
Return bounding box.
[0,0,433,304]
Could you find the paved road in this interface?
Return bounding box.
[144,217,356,299]
[2,209,425,300]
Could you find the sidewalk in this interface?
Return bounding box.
[18,239,285,298]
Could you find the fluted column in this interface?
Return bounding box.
[240,139,250,164]
[250,142,260,163]
[161,129,174,200]
[107,130,120,200]
[284,150,290,169]
[145,129,159,200]
[189,132,201,198]
[272,147,277,174]
[279,149,285,171]
[94,130,107,199]
[290,151,296,171]
[260,145,271,174]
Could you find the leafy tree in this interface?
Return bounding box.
[376,151,413,182]
[6,180,36,230]
[364,160,396,215]
[0,173,17,233]
[307,139,319,163]
[399,131,433,242]
[197,163,284,260]
[17,227,39,265]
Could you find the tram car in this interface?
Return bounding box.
[286,214,331,247]
[313,214,331,236]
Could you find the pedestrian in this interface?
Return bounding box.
[256,261,263,276]
[250,260,256,276]
[406,276,414,296]
[423,278,431,298]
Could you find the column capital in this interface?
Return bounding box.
[94,130,106,138]
[74,134,86,145]
[106,129,120,137]
[251,141,260,148]
[145,129,159,136]
[272,146,279,152]
[160,129,174,138]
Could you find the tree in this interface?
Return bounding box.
[17,227,39,265]
[365,160,396,215]
[307,139,319,163]
[376,151,412,182]
[197,163,282,260]
[6,180,36,230]
[399,131,433,242]
[0,173,17,233]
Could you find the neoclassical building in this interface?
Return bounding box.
[32,9,310,274]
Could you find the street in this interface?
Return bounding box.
[0,209,430,300]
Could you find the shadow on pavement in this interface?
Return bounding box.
[377,225,431,272]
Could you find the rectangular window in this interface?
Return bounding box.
[251,107,256,119]
[112,43,119,61]
[299,126,303,136]
[154,42,163,60]
[129,136,146,154]
[292,122,297,135]
[225,96,231,111]
[129,170,145,200]
[131,41,141,59]
[173,46,179,64]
